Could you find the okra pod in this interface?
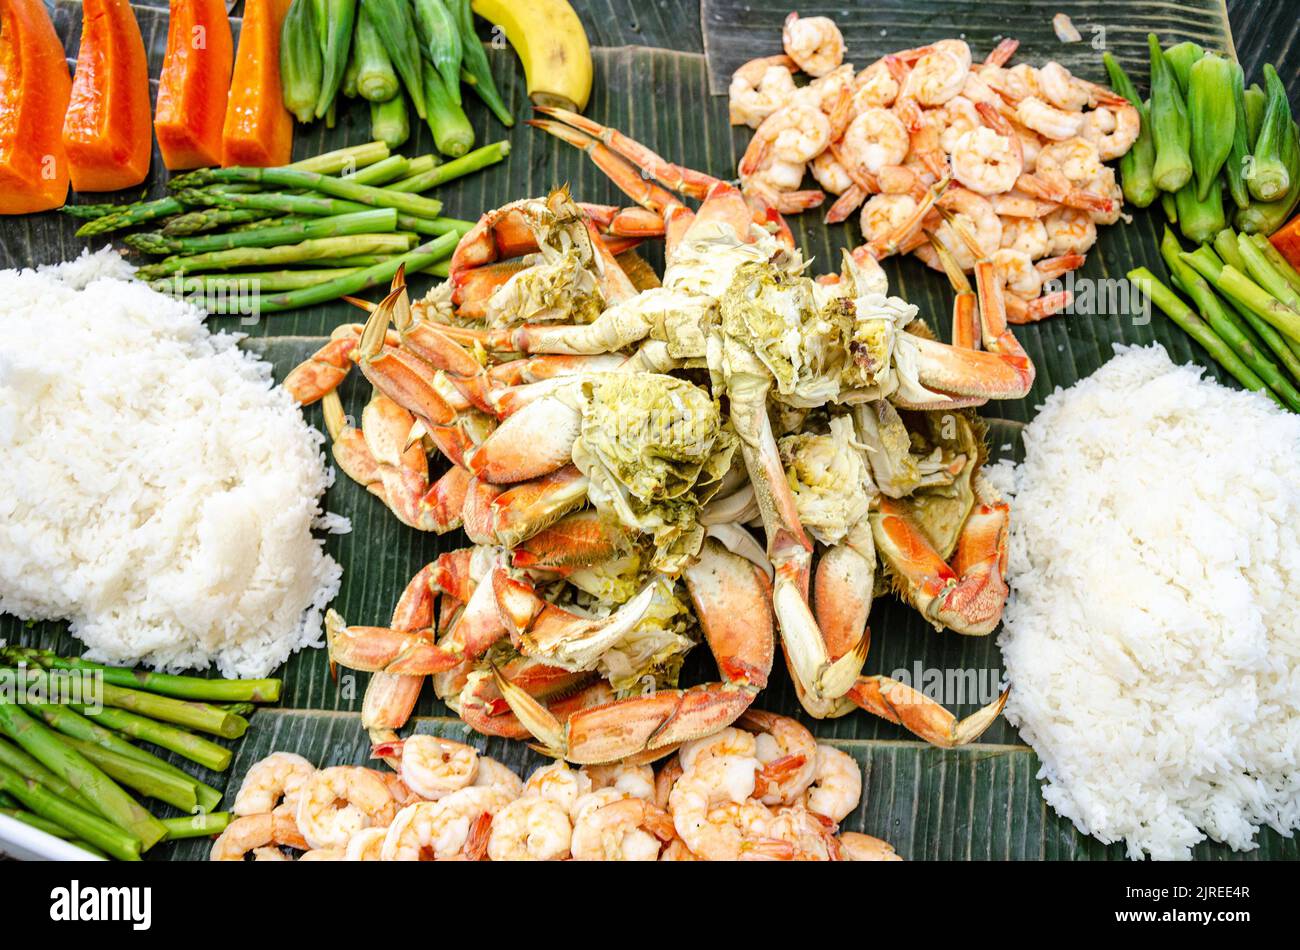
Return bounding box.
[1148,35,1194,193]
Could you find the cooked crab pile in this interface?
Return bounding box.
[212,712,899,861]
[729,14,1139,323]
[285,94,1034,774]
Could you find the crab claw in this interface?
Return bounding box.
[848,678,1009,748]
[466,393,582,484]
[325,608,464,675]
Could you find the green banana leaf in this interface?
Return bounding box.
[3,0,1296,861]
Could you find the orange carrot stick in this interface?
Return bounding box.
[0,0,72,214]
[62,0,153,192]
[154,0,234,170]
[221,0,294,167]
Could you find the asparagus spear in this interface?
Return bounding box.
[1,806,74,839]
[0,700,165,848]
[163,207,272,236]
[205,232,459,314]
[0,763,141,861]
[61,737,199,813]
[161,812,231,841]
[1184,245,1300,368]
[137,234,416,280]
[388,140,510,192]
[170,166,443,219]
[1129,266,1269,392]
[5,650,281,703]
[1213,228,1250,272]
[70,705,232,773]
[128,208,400,256]
[20,699,222,812]
[0,737,96,811]
[1181,252,1300,344]
[154,269,364,294]
[1250,234,1300,295]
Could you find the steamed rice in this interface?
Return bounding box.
[991,344,1300,860]
[0,249,344,678]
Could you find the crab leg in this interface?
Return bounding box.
[489,539,773,763]
[848,677,1009,747]
[326,609,466,675]
[534,105,724,200]
[870,474,1010,636]
[362,562,439,764]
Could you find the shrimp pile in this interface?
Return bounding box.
[211,713,900,861]
[729,16,1140,323]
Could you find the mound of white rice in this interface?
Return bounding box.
[992,344,1300,860]
[0,249,344,678]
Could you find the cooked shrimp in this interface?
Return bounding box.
[841,107,909,174]
[989,191,1054,218]
[1000,216,1052,259]
[811,149,854,195]
[1081,103,1140,161]
[295,766,397,850]
[571,798,676,861]
[804,744,862,822]
[741,710,818,805]
[572,787,631,823]
[1004,63,1043,100]
[580,763,655,802]
[679,727,758,772]
[381,786,511,860]
[782,12,845,77]
[472,756,525,799]
[378,734,478,801]
[232,752,316,817]
[669,757,792,861]
[729,55,799,128]
[899,44,969,106]
[1085,166,1125,224]
[993,248,1043,298]
[1034,137,1103,185]
[659,839,701,861]
[1044,207,1097,255]
[766,804,841,860]
[934,95,981,153]
[487,796,572,861]
[853,59,900,110]
[210,810,308,861]
[860,193,923,251]
[1037,62,1089,111]
[344,826,388,861]
[791,64,854,122]
[951,126,1023,195]
[741,103,831,175]
[523,760,593,818]
[895,98,949,178]
[1015,97,1085,140]
[839,831,903,861]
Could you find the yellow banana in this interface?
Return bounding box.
[472,0,593,112]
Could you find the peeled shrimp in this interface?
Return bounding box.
[860,193,923,252]
[381,786,511,860]
[572,787,632,824]
[1044,206,1097,255]
[295,766,397,850]
[1035,137,1103,185]
[951,125,1023,195]
[1081,102,1140,161]
[839,831,903,861]
[811,150,854,195]
[669,756,792,861]
[782,12,845,77]
[211,810,308,861]
[765,804,841,860]
[344,826,388,861]
[1015,97,1085,141]
[580,762,655,802]
[486,796,572,861]
[852,59,900,110]
[298,848,344,861]
[472,756,526,799]
[993,248,1045,298]
[803,744,862,822]
[1000,215,1052,259]
[679,727,758,772]
[232,752,316,817]
[840,107,909,174]
[729,55,799,128]
[383,734,478,801]
[1086,166,1124,225]
[934,95,982,154]
[741,103,831,174]
[1037,62,1089,112]
[523,760,593,818]
[570,798,676,861]
[742,709,818,806]
[899,45,969,106]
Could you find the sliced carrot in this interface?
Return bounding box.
[221,0,294,167]
[154,0,234,170]
[0,0,72,214]
[61,0,153,192]
[1269,214,1300,273]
